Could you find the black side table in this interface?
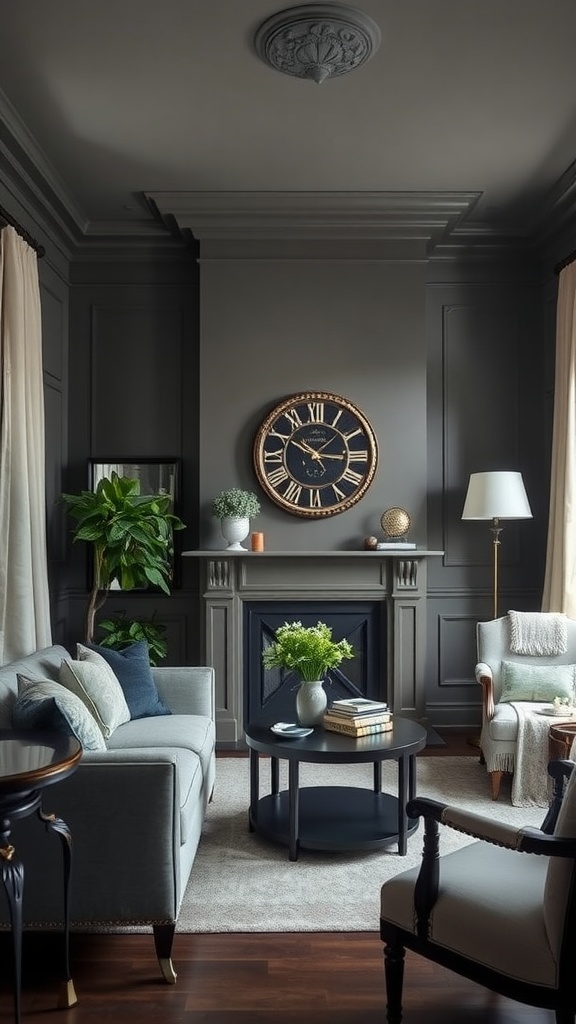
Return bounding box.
[245,717,427,861]
[0,730,82,1024]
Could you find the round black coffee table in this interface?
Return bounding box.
[244,717,427,861]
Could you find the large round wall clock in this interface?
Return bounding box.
[253,391,378,518]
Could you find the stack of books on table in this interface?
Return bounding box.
[323,698,392,737]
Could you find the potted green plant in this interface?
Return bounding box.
[262,620,355,726]
[61,471,185,645]
[212,487,261,550]
[96,612,167,665]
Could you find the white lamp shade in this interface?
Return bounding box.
[462,471,532,521]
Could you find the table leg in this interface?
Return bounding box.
[249,748,259,831]
[0,823,22,1024]
[408,753,417,803]
[39,807,78,1008]
[373,761,382,792]
[288,760,300,861]
[270,756,279,795]
[0,817,24,1024]
[397,756,408,855]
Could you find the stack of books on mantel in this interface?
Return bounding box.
[323,698,392,737]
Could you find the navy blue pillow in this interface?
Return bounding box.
[81,641,171,720]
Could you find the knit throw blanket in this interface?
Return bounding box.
[510,702,560,807]
[508,610,568,656]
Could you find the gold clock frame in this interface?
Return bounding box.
[253,391,378,518]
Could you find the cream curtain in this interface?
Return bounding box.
[542,261,576,616]
[0,226,52,663]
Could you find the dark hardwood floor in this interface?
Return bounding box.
[0,731,554,1023]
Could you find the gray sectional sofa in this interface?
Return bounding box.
[0,643,216,984]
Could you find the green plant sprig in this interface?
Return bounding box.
[262,621,354,682]
[97,613,167,665]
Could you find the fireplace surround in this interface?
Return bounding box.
[183,549,442,745]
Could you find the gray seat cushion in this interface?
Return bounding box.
[381,841,555,986]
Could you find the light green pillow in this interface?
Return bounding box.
[59,657,130,739]
[500,661,576,703]
[13,675,106,751]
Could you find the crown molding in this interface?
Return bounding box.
[145,190,481,251]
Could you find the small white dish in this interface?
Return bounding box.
[270,722,314,739]
[537,706,576,717]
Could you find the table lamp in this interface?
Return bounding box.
[462,471,532,619]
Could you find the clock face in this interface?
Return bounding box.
[253,392,378,518]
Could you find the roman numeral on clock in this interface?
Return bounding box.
[264,448,284,464]
[266,466,289,488]
[342,467,363,486]
[284,481,303,505]
[306,402,324,423]
[284,408,303,430]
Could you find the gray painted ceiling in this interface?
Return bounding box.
[1,0,576,240]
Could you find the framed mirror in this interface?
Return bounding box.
[89,458,182,589]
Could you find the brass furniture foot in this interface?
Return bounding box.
[57,978,78,1008]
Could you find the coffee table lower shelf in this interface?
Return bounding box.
[249,785,419,856]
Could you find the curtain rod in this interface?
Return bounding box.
[554,247,576,276]
[0,203,45,258]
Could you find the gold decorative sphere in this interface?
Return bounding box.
[380,506,411,539]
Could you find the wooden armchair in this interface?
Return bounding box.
[380,759,576,1024]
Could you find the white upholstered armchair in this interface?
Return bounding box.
[476,611,576,800]
[380,759,576,1024]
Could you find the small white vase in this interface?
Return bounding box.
[296,679,327,727]
[220,516,250,550]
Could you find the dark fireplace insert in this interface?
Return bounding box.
[243,600,385,726]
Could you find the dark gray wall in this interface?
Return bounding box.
[57,242,554,722]
[0,165,560,724]
[61,254,203,664]
[425,266,551,728]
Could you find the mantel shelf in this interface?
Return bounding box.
[182,549,444,558]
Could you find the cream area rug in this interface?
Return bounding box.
[176,756,545,934]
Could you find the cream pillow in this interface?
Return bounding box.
[59,657,130,739]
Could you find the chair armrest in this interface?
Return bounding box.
[151,665,215,719]
[408,792,576,938]
[475,661,495,719]
[407,797,526,850]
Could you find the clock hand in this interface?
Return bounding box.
[312,452,344,460]
[291,439,317,456]
[313,434,340,457]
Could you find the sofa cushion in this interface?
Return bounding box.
[78,642,171,720]
[13,675,106,751]
[59,657,130,738]
[107,713,215,784]
[499,661,576,703]
[0,645,70,729]
[107,720,205,843]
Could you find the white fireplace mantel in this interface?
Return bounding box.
[183,549,443,744]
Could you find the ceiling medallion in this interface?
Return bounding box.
[254,4,381,84]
